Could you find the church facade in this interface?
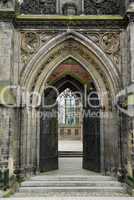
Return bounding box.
[0,0,134,193]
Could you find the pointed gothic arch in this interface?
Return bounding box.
[19,31,122,175]
[20,31,121,101]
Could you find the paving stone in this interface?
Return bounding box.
[12,158,129,198]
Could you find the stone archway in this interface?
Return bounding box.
[19,31,121,176]
[21,31,120,96]
[39,67,101,173]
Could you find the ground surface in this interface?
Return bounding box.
[44,158,97,176]
[1,141,131,199]
[58,140,83,152]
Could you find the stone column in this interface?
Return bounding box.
[31,108,40,174]
[127,3,134,82]
[103,109,121,177]
[20,107,28,177]
[56,0,60,14]
[29,108,37,175]
[13,107,21,177]
[100,111,105,174]
[81,0,84,14]
[126,2,134,178]
[0,0,15,172]
[36,109,41,173]
[26,107,32,175]
[127,93,134,177]
[19,106,41,176]
[120,29,130,87]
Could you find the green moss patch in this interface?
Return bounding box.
[0,85,16,106]
[16,14,124,21]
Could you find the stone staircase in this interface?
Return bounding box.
[13,175,128,197]
[59,151,83,157]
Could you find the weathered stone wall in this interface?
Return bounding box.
[0,22,14,83]
[0,107,10,168]
[0,107,17,175]
[0,0,16,176]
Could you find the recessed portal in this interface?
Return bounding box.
[39,58,101,173]
[58,88,83,159]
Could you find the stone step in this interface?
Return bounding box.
[18,186,125,194]
[30,175,115,182]
[14,191,128,197]
[13,173,127,197]
[21,180,122,187]
[59,151,83,157]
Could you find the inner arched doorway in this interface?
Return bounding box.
[39,59,101,173]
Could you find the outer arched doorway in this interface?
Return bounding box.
[20,31,121,177]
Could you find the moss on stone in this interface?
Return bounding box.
[126,176,134,189]
[16,15,124,21]
[0,85,16,106]
[128,94,134,106]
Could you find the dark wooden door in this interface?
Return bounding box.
[40,88,58,172]
[83,93,101,172]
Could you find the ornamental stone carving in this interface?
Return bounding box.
[21,32,40,64]
[100,33,120,54]
[21,31,58,65]
[21,32,40,54]
[83,32,120,66]
[59,0,82,15]
[21,31,120,67]
[20,0,124,15]
[100,33,120,66]
[84,0,123,15]
[20,0,56,14]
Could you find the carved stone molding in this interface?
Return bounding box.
[20,31,120,70]
[21,32,40,54]
[20,0,125,15]
[100,33,120,54]
[20,0,56,14]
[21,31,58,65]
[82,32,120,66]
[30,39,112,105]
